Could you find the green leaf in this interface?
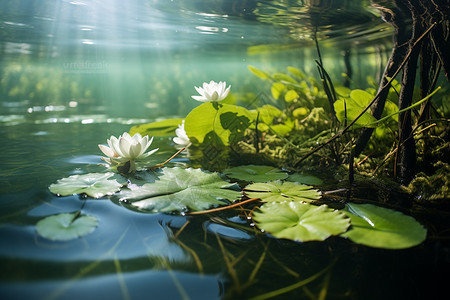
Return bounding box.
[248,65,271,80]
[36,212,98,241]
[335,86,351,98]
[292,107,309,117]
[271,118,294,136]
[244,181,321,203]
[271,82,286,100]
[287,66,306,80]
[341,203,427,249]
[224,165,288,182]
[185,102,252,146]
[220,111,252,144]
[49,172,127,198]
[129,118,184,137]
[287,174,323,186]
[253,202,350,242]
[284,90,299,102]
[334,89,378,127]
[118,167,241,213]
[383,100,399,122]
[273,73,297,84]
[257,104,283,124]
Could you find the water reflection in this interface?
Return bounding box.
[0,269,224,300]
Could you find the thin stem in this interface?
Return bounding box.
[114,255,131,300]
[173,238,204,274]
[295,22,437,166]
[216,234,241,293]
[248,241,269,283]
[149,147,186,170]
[248,257,338,300]
[187,198,261,215]
[173,219,191,239]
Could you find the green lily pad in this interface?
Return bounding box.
[341,203,427,249]
[244,181,321,202]
[36,212,98,241]
[129,117,184,137]
[118,167,241,213]
[185,102,252,146]
[253,202,350,242]
[49,172,127,198]
[287,173,323,186]
[224,165,288,182]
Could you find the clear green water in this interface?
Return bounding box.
[0,1,448,299]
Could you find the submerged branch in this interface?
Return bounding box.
[294,22,437,168]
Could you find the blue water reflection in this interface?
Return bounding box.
[0,270,224,300]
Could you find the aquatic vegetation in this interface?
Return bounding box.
[253,202,350,242]
[46,162,427,249]
[98,132,159,173]
[244,181,321,203]
[224,164,288,182]
[36,212,98,241]
[49,172,127,198]
[44,76,433,248]
[342,203,427,249]
[184,101,252,146]
[117,167,241,213]
[129,117,184,137]
[192,80,231,102]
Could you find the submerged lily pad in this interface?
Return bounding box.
[49,172,127,198]
[341,203,427,249]
[224,165,288,182]
[253,202,350,242]
[118,167,241,213]
[244,181,321,202]
[36,212,98,241]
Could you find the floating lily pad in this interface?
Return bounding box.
[341,203,427,249]
[287,173,323,185]
[244,181,321,203]
[49,172,127,198]
[36,212,98,241]
[118,167,241,213]
[253,202,350,242]
[224,165,288,182]
[129,117,184,137]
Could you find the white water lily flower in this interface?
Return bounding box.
[192,80,231,102]
[173,120,191,146]
[98,132,158,172]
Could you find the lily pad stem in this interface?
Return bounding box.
[148,147,186,170]
[69,210,82,225]
[187,198,260,215]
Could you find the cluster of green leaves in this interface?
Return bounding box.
[129,66,342,168]
[42,65,433,249]
[44,164,426,249]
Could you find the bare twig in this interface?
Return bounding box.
[187,198,261,215]
[294,22,437,167]
[148,147,186,170]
